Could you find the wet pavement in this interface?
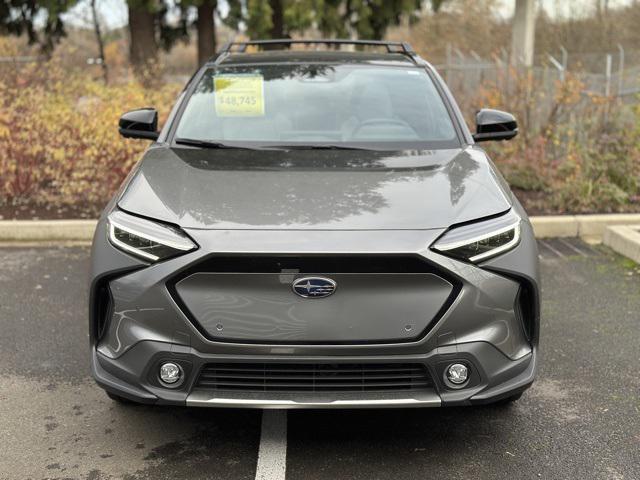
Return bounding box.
[0,240,638,480]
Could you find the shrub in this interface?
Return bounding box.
[1,50,639,216]
[0,57,181,213]
[476,68,640,214]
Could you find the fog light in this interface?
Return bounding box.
[159,362,181,384]
[446,363,469,385]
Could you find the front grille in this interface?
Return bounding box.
[194,363,432,393]
[168,254,462,346]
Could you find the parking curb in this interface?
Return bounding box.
[530,213,640,240]
[603,225,640,264]
[1,214,640,243]
[0,220,97,242]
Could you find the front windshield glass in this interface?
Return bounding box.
[174,63,459,149]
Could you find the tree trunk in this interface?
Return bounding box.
[197,1,217,66]
[90,0,109,84]
[128,0,158,78]
[269,0,285,38]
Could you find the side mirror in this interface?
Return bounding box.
[473,109,518,143]
[118,108,159,140]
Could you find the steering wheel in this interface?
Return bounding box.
[350,118,417,138]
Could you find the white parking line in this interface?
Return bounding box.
[255,410,288,480]
[558,238,588,257]
[539,239,567,259]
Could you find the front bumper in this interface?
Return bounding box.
[89,206,540,408]
[91,339,537,408]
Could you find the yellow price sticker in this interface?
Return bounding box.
[214,75,265,117]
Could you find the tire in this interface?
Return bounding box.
[106,391,137,405]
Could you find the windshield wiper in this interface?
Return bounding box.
[174,138,260,150]
[264,144,371,151]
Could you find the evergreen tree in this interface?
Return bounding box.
[0,0,77,55]
[224,0,448,41]
[225,0,316,40]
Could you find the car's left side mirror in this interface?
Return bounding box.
[118,108,159,140]
[473,109,518,143]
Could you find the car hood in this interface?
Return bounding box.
[117,145,512,230]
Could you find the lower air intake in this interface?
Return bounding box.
[194,363,432,393]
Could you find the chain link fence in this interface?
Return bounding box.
[433,46,640,133]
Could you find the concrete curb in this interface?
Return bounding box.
[603,225,640,264]
[0,220,97,242]
[1,213,640,243]
[530,213,640,240]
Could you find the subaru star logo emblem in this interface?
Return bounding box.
[292,277,337,299]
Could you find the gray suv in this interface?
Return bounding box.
[90,40,539,408]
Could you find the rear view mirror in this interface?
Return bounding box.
[473,109,518,143]
[119,108,159,140]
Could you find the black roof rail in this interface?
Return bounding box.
[219,39,417,57]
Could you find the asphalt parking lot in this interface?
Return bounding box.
[1,239,639,480]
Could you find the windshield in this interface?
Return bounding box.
[174,63,459,149]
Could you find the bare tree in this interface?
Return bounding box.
[90,0,109,83]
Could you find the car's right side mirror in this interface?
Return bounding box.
[473,109,518,143]
[118,108,159,140]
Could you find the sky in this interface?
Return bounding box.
[63,0,636,31]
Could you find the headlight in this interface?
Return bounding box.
[107,210,197,262]
[431,210,521,263]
